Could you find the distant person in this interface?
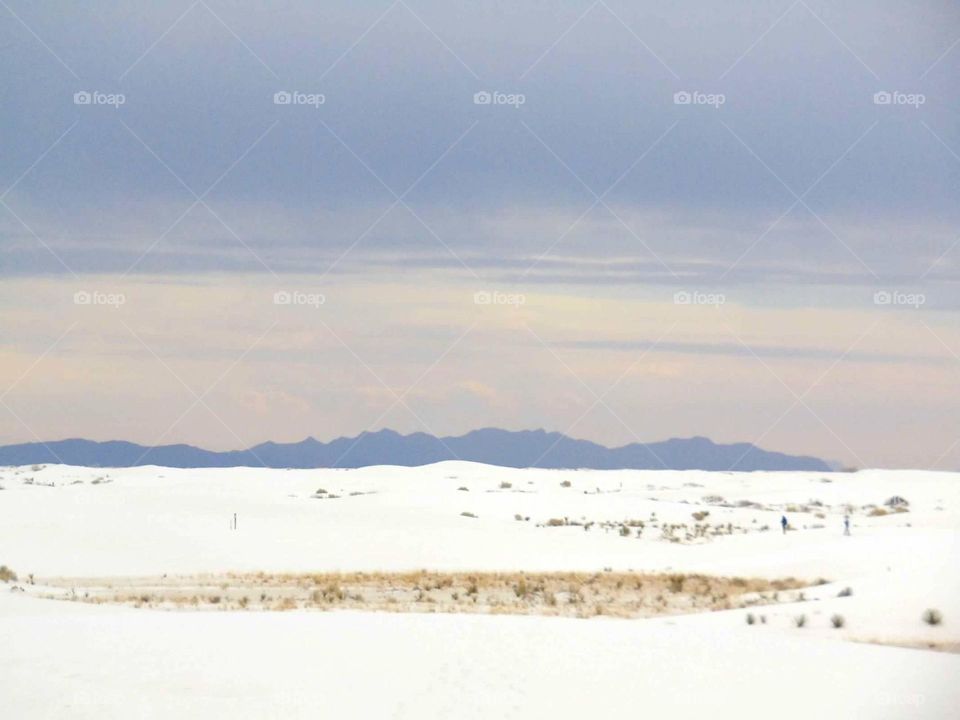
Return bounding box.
[843,515,851,536]
[781,515,788,534]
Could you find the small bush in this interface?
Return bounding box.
[868,507,888,517]
[831,614,845,628]
[499,481,512,489]
[837,586,853,598]
[794,614,807,628]
[922,609,943,626]
[514,513,523,521]
[0,565,17,582]
[458,486,469,491]
[460,511,477,518]
[691,511,709,521]
[546,518,565,527]
[746,613,756,625]
[560,480,572,488]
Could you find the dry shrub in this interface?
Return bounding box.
[0,565,17,582]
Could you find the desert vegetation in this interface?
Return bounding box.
[33,570,810,619]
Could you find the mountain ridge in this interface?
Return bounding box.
[0,428,832,472]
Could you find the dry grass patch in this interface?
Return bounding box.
[36,570,810,619]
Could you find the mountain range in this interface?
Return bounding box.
[0,429,832,472]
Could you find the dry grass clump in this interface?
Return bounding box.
[831,614,845,628]
[922,609,943,626]
[0,565,17,582]
[794,614,807,628]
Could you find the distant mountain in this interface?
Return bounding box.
[0,429,831,472]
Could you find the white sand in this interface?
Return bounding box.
[1,462,958,718]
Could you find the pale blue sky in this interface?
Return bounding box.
[1,1,958,467]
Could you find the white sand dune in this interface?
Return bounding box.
[1,461,958,718]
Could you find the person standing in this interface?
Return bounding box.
[781,515,788,534]
[843,514,850,536]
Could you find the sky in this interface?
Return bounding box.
[1,0,958,468]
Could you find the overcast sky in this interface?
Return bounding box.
[2,1,959,468]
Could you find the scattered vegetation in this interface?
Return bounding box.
[837,587,853,598]
[460,511,478,519]
[560,480,571,488]
[745,612,755,625]
[830,614,845,628]
[39,570,808,619]
[794,614,807,628]
[499,481,512,490]
[922,609,943,626]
